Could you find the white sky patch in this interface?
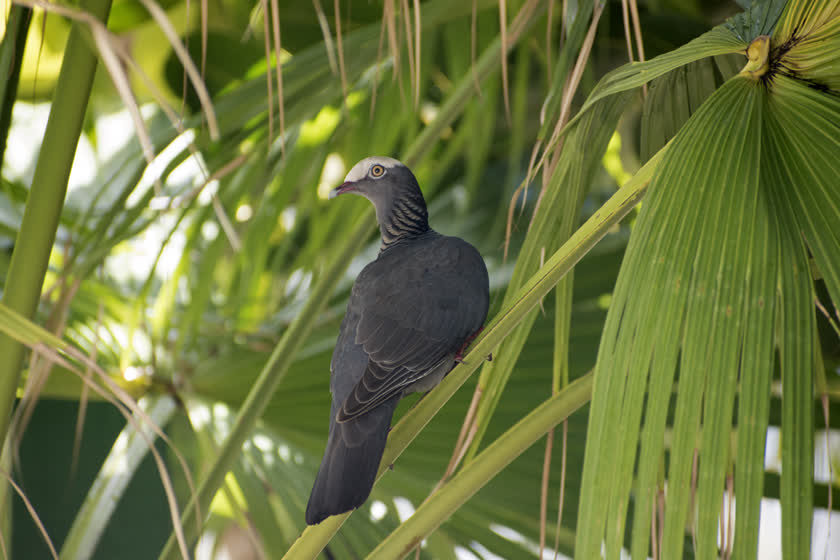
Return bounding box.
[765,426,782,472]
[94,108,137,161]
[194,531,217,560]
[252,434,273,453]
[454,545,481,560]
[198,178,219,206]
[188,402,212,430]
[464,542,504,560]
[281,206,296,231]
[814,429,840,485]
[128,128,197,208]
[758,498,782,560]
[317,153,346,200]
[393,496,416,522]
[211,402,232,438]
[235,203,253,222]
[3,102,96,191]
[490,524,577,560]
[123,366,150,382]
[369,500,387,521]
[106,213,186,285]
[201,220,219,241]
[2,103,49,185]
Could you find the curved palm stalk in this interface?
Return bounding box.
[466,17,749,463]
[0,0,112,456]
[367,373,593,560]
[0,5,32,167]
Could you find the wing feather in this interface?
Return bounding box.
[333,234,489,423]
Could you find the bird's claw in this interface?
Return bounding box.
[454,326,486,364]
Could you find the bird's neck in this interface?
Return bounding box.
[377,193,430,250]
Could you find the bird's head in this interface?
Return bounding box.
[330,157,428,234]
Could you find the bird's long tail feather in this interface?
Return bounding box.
[305,396,400,525]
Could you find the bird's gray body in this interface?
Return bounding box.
[305,158,489,525]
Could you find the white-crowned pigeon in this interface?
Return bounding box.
[305,156,489,524]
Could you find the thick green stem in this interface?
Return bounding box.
[0,0,113,454]
[0,5,32,165]
[366,374,593,560]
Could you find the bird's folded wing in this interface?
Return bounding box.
[334,237,488,423]
[336,359,446,422]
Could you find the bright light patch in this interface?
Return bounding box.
[3,103,96,192]
[468,541,520,560]
[201,220,219,241]
[199,179,220,206]
[102,432,130,475]
[212,402,231,419]
[300,106,342,147]
[597,293,612,310]
[369,500,387,521]
[317,153,346,200]
[393,496,416,522]
[235,204,253,222]
[420,102,439,125]
[208,472,243,518]
[602,131,631,187]
[123,366,146,382]
[2,103,48,183]
[252,434,273,452]
[490,524,527,543]
[490,523,572,559]
[188,403,212,429]
[149,196,171,210]
[757,498,781,560]
[95,109,136,161]
[281,206,297,231]
[129,128,197,207]
[278,444,291,462]
[420,102,452,138]
[454,546,481,560]
[195,532,217,560]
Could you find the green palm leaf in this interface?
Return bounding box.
[576,2,840,558]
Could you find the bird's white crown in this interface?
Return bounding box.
[343,156,403,183]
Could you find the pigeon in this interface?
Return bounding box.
[305,156,489,525]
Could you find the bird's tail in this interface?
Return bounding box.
[305,396,400,525]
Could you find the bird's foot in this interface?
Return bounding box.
[454,326,485,363]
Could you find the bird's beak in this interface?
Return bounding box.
[329,181,356,199]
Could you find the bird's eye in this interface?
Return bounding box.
[369,164,385,178]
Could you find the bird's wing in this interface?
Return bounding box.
[336,235,489,422]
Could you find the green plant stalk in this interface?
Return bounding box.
[59,397,177,559]
[0,440,12,554]
[281,143,665,560]
[0,5,32,166]
[0,0,112,457]
[366,374,593,560]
